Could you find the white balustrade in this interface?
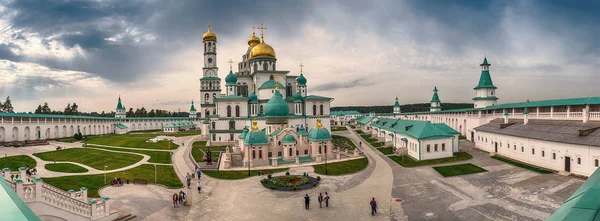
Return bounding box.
[590,112,600,119]
[41,185,92,217]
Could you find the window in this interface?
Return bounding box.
[227,106,232,117]
[211,122,216,129]
[553,153,556,160]
[289,148,292,156]
[278,151,282,157]
[278,141,281,146]
[427,145,431,152]
[260,105,264,114]
[259,150,263,159]
[500,142,502,147]
[252,150,256,159]
[287,83,293,96]
[304,150,308,155]
[532,148,535,155]
[542,151,545,157]
[268,152,272,158]
[434,144,438,152]
[313,105,317,116]
[514,145,516,150]
[324,144,327,153]
[229,121,235,130]
[319,146,322,154]
[521,146,524,152]
[595,159,599,167]
[320,105,324,115]
[235,105,240,117]
[213,93,216,100]
[507,142,510,149]
[578,158,581,164]
[442,143,446,151]
[296,150,299,155]
[204,94,210,104]
[212,134,216,141]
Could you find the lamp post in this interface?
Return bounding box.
[104,165,107,184]
[154,164,157,183]
[247,145,252,176]
[322,141,328,175]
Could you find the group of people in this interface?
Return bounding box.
[172,190,187,207]
[111,177,123,186]
[303,192,331,210]
[24,165,37,176]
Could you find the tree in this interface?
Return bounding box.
[71,103,79,115]
[2,96,14,113]
[41,102,51,114]
[35,105,43,114]
[64,103,72,115]
[127,108,134,117]
[0,100,3,112]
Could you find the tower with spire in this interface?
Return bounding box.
[393,97,401,114]
[199,20,221,118]
[115,96,126,118]
[473,57,498,108]
[189,100,197,118]
[430,87,441,112]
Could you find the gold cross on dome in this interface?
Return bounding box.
[274,76,280,90]
[207,20,211,28]
[228,59,234,70]
[252,26,256,35]
[257,23,267,38]
[299,63,304,74]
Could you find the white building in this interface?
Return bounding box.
[330,110,363,126]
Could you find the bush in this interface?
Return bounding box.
[292,186,297,191]
[267,174,272,179]
[316,176,321,181]
[285,171,290,176]
[270,186,275,190]
[261,179,268,184]
[312,183,316,187]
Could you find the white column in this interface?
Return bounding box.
[15,179,24,196]
[102,196,110,215]
[567,106,571,118]
[550,106,554,117]
[536,107,540,118]
[34,177,42,202]
[80,187,88,202]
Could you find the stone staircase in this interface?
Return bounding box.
[115,211,137,221]
[2,167,119,221]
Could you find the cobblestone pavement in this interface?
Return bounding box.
[384,140,583,221]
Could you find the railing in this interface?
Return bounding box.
[41,185,92,217]
[590,112,600,119]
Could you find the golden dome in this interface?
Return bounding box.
[202,25,217,41]
[248,32,260,47]
[250,39,276,59]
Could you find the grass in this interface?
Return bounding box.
[313,158,369,175]
[388,152,473,167]
[162,130,201,137]
[433,163,487,177]
[0,155,37,171]
[331,127,348,131]
[192,141,226,162]
[491,155,553,174]
[87,145,172,164]
[45,163,89,173]
[43,164,182,197]
[83,133,179,150]
[356,130,365,134]
[376,147,395,155]
[202,168,289,180]
[331,135,357,150]
[350,125,356,129]
[34,148,143,170]
[459,135,466,140]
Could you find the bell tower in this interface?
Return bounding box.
[200,20,221,118]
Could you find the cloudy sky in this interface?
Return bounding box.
[0,0,599,113]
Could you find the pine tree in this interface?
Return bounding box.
[3,96,14,113]
[71,103,79,115]
[41,102,51,114]
[35,105,43,114]
[64,103,72,115]
[127,108,134,117]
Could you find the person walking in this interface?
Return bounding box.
[370,198,377,216]
[197,170,201,179]
[197,180,202,193]
[304,194,310,210]
[186,174,191,189]
[172,193,179,208]
[318,193,323,208]
[179,191,184,205]
[325,192,330,207]
[359,141,362,147]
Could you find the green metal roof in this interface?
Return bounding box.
[258,80,285,90]
[331,110,361,116]
[200,76,221,81]
[282,133,297,143]
[0,179,41,221]
[248,92,258,103]
[225,70,238,85]
[432,123,460,134]
[296,74,307,85]
[481,57,489,66]
[548,167,600,221]
[293,91,303,102]
[304,95,333,100]
[265,90,289,117]
[268,129,283,137]
[394,97,401,108]
[244,129,269,145]
[190,100,197,112]
[356,116,374,125]
[371,118,454,140]
[238,127,249,139]
[116,96,125,110]
[472,96,499,101]
[431,87,441,103]
[308,126,331,141]
[164,122,195,128]
[474,70,497,89]
[298,125,308,136]
[114,123,128,129]
[484,96,600,110]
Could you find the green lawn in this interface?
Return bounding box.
[388,152,473,167]
[87,145,172,164]
[45,163,89,173]
[0,155,37,171]
[376,147,395,155]
[162,130,201,137]
[331,127,348,131]
[356,130,365,134]
[491,155,553,174]
[201,168,289,180]
[350,125,356,129]
[332,135,357,150]
[83,134,179,150]
[313,157,369,175]
[43,164,182,197]
[192,141,226,162]
[34,148,143,170]
[433,163,487,177]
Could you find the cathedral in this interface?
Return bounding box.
[197,23,335,166]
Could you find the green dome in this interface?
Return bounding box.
[307,118,331,141]
[293,91,303,102]
[244,121,269,145]
[248,91,258,103]
[238,127,249,139]
[296,74,307,85]
[282,134,297,143]
[265,90,289,117]
[298,125,308,136]
[225,70,237,85]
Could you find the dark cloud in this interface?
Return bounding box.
[312,78,374,92]
[0,44,22,61]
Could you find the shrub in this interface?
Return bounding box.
[316,176,321,181]
[285,171,290,176]
[270,186,275,190]
[267,174,272,179]
[312,183,316,187]
[261,179,268,184]
[292,186,297,191]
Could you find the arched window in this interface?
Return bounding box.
[269,75,274,81]
[252,150,256,159]
[229,121,235,130]
[313,105,317,116]
[319,146,322,154]
[278,151,282,157]
[235,105,240,117]
[212,109,216,115]
[287,83,292,96]
[324,144,327,153]
[227,106,232,117]
[260,105,264,114]
[253,63,258,71]
[268,152,272,157]
[212,93,216,100]
[289,148,292,156]
[211,122,215,129]
[578,158,581,164]
[296,150,299,155]
[278,141,281,146]
[553,153,556,160]
[320,105,324,115]
[259,150,262,159]
[263,63,268,71]
[206,110,210,117]
[209,82,212,88]
[595,159,599,167]
[304,150,308,155]
[204,94,210,104]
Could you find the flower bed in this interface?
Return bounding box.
[261,175,320,191]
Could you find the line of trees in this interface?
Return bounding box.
[0,96,14,113]
[331,103,474,113]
